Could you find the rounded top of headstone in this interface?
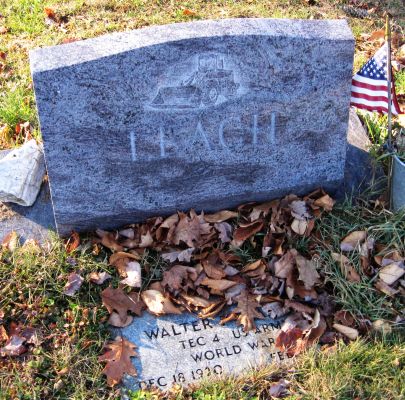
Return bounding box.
[30,18,354,73]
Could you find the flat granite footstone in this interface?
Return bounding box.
[118,312,289,391]
[30,18,354,236]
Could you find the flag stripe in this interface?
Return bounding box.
[350,85,388,98]
[351,91,390,103]
[350,103,389,113]
[351,79,389,92]
[350,43,403,115]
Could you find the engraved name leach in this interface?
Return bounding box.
[129,112,278,162]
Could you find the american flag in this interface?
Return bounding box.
[350,43,402,115]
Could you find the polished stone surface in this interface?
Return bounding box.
[119,311,288,391]
[30,19,354,235]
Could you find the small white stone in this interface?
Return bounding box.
[0,140,45,206]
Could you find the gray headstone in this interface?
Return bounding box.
[30,18,354,236]
[118,312,288,391]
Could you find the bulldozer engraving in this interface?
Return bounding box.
[150,54,240,109]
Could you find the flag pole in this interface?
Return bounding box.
[385,14,393,208]
[386,14,393,147]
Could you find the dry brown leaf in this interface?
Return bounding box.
[231,290,263,331]
[375,279,399,296]
[0,335,27,357]
[313,194,335,211]
[107,312,133,328]
[88,271,112,285]
[2,231,19,251]
[65,231,80,253]
[0,26,8,35]
[162,248,194,263]
[332,323,359,340]
[204,210,238,223]
[331,253,361,283]
[340,231,367,252]
[296,255,320,289]
[274,249,297,279]
[275,327,304,356]
[101,287,144,323]
[284,300,314,314]
[202,259,226,280]
[139,231,153,248]
[241,259,266,278]
[201,277,238,291]
[214,222,233,243]
[181,294,212,308]
[162,265,198,291]
[290,200,312,220]
[378,263,404,285]
[261,302,289,319]
[291,218,309,235]
[99,337,137,386]
[141,290,181,315]
[232,220,263,246]
[183,8,197,16]
[173,212,201,247]
[96,229,124,252]
[120,261,142,288]
[63,272,84,296]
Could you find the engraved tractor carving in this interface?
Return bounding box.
[151,54,240,109]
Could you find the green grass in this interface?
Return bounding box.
[0,238,119,399]
[127,338,404,400]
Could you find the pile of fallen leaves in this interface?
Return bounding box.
[85,189,403,386]
[1,189,404,390]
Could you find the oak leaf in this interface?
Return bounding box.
[296,255,320,289]
[99,337,137,386]
[162,248,194,263]
[141,290,182,315]
[173,212,201,247]
[162,265,198,291]
[101,287,144,323]
[232,290,263,331]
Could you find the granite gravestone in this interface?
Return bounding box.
[119,312,289,391]
[30,18,354,235]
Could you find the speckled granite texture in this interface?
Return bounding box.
[118,312,288,392]
[30,18,354,235]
